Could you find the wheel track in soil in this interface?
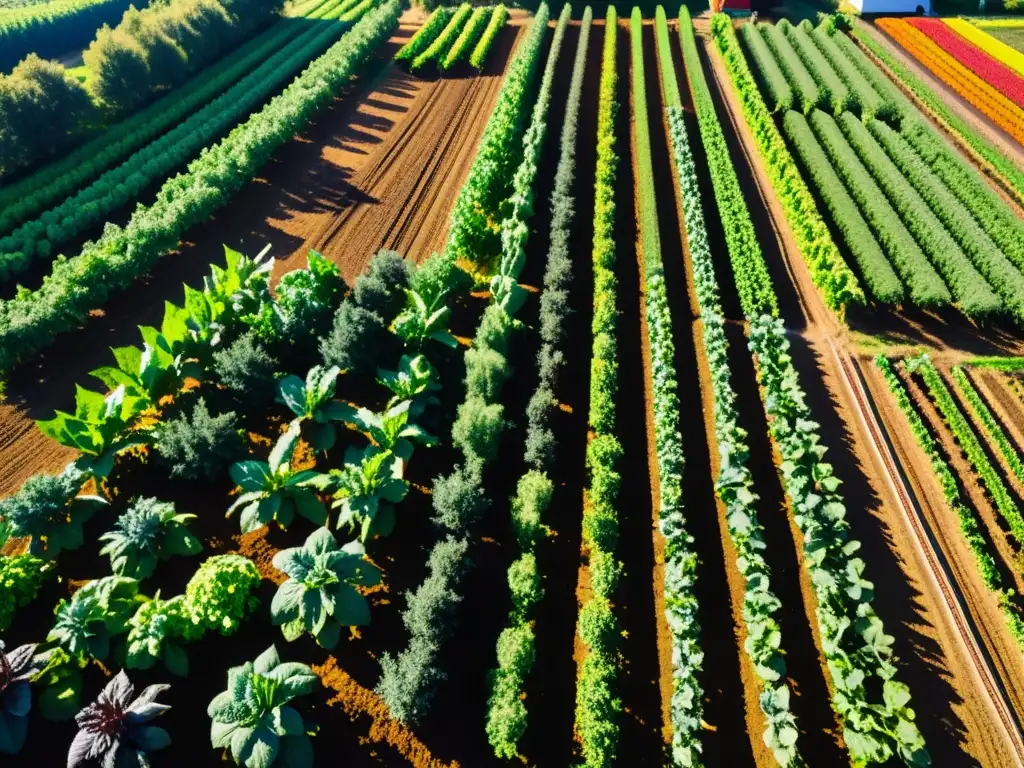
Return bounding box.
[835,348,1024,767]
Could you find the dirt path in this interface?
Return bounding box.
[0,18,526,498]
[695,16,1024,766]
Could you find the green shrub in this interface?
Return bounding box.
[212,330,278,401]
[154,397,243,481]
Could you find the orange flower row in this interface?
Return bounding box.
[877,17,1024,145]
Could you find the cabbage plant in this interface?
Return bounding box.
[271,528,380,649]
[0,641,41,754]
[99,498,201,580]
[329,447,407,542]
[208,645,316,768]
[393,289,458,350]
[277,365,354,451]
[227,422,329,534]
[68,671,170,768]
[376,354,441,416]
[0,466,106,557]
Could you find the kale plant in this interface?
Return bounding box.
[99,498,201,580]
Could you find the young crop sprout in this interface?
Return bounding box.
[208,645,317,767]
[226,421,329,534]
[270,528,381,649]
[0,641,42,754]
[277,364,354,451]
[68,671,171,768]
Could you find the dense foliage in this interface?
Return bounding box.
[0,466,106,557]
[410,2,471,71]
[759,21,820,112]
[394,5,453,62]
[740,22,792,112]
[781,19,853,114]
[807,21,885,120]
[98,497,201,580]
[469,3,508,69]
[0,0,133,72]
[441,5,489,70]
[0,0,403,374]
[0,553,53,630]
[708,13,863,312]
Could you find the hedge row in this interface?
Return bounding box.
[831,25,904,123]
[411,2,473,71]
[469,4,508,69]
[680,10,778,318]
[808,21,884,118]
[709,13,864,313]
[782,19,853,115]
[662,10,801,765]
[952,366,1024,496]
[876,356,1024,652]
[394,5,454,61]
[575,9,624,765]
[0,0,133,71]
[759,21,820,113]
[441,5,490,70]
[739,22,793,112]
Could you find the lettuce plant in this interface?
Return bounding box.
[68,671,170,768]
[37,386,151,479]
[126,594,190,677]
[392,289,458,351]
[208,646,316,768]
[277,365,353,451]
[48,577,142,662]
[0,553,54,631]
[0,641,41,754]
[271,528,380,649]
[183,555,260,638]
[100,498,201,580]
[377,354,441,416]
[329,447,407,542]
[227,422,329,534]
[0,466,105,557]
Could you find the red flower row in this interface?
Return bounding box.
[908,17,1024,109]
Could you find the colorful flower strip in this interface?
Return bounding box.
[946,18,1024,80]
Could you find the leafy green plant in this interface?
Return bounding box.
[392,289,458,351]
[469,4,507,69]
[126,593,191,676]
[394,6,454,63]
[252,251,346,348]
[0,553,53,630]
[0,641,42,754]
[440,6,488,71]
[329,447,407,542]
[276,364,351,451]
[213,330,279,402]
[48,576,142,661]
[208,645,316,768]
[270,527,380,649]
[344,399,437,465]
[227,422,329,534]
[0,466,105,557]
[377,354,441,416]
[183,554,260,638]
[68,670,170,768]
[99,497,201,580]
[153,397,244,481]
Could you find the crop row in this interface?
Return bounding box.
[876,356,1024,652]
[0,12,319,237]
[759,22,821,113]
[470,4,508,68]
[748,315,930,767]
[951,366,1024,495]
[670,9,801,765]
[876,18,1024,145]
[574,9,623,766]
[710,14,864,312]
[681,14,777,318]
[375,4,556,726]
[0,0,370,284]
[483,3,574,757]
[0,0,132,71]
[781,110,904,304]
[829,23,904,122]
[907,17,1024,108]
[633,10,703,765]
[907,355,1024,549]
[440,5,490,69]
[0,0,401,375]
[864,118,1024,322]
[808,20,886,120]
[394,5,454,62]
[740,22,793,112]
[851,27,1024,201]
[781,19,853,115]
[411,2,473,71]
[945,18,1024,79]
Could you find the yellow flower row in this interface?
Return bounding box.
[877,18,1024,144]
[971,17,1024,29]
[945,17,1024,79]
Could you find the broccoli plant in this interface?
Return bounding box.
[48,577,142,661]
[37,385,151,479]
[208,645,316,768]
[277,365,355,451]
[99,498,201,580]
[0,641,42,754]
[0,466,106,557]
[227,422,329,534]
[392,289,458,351]
[68,671,171,768]
[270,528,380,649]
[329,447,407,542]
[343,400,437,465]
[377,354,442,417]
[126,593,190,677]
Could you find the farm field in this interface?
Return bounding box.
[3,3,1024,768]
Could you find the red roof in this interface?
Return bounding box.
[722,0,752,9]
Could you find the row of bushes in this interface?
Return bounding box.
[470,4,508,69]
[440,5,489,70]
[781,110,904,305]
[808,21,886,121]
[0,0,403,375]
[758,22,820,113]
[0,13,307,235]
[0,3,364,282]
[0,0,133,72]
[710,14,864,313]
[482,4,575,755]
[633,10,703,765]
[876,356,1024,651]
[394,4,453,61]
[780,19,853,115]
[831,23,904,124]
[908,355,1024,548]
[574,9,623,766]
[410,2,472,71]
[679,10,777,319]
[662,10,801,766]
[375,6,557,725]
[739,22,793,113]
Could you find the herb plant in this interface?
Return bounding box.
[0,553,54,630]
[48,577,142,662]
[183,554,260,638]
[126,594,191,677]
[376,354,442,416]
[392,289,458,351]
